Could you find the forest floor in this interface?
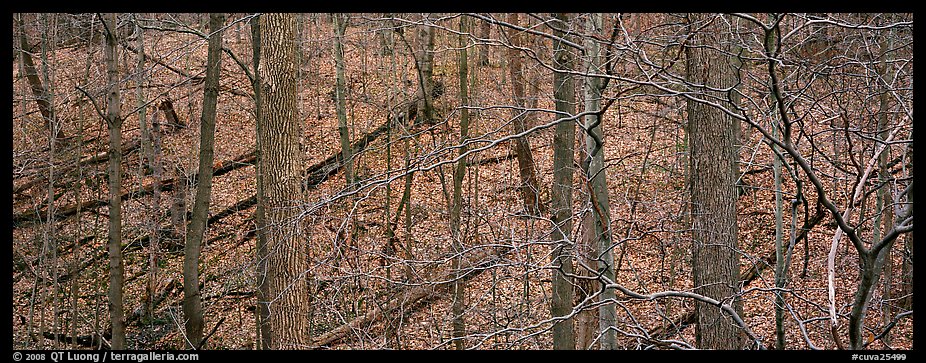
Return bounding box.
[12,15,913,350]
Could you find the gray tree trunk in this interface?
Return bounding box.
[182,12,224,350]
[449,16,471,350]
[332,14,354,189]
[103,12,126,350]
[550,12,576,351]
[581,13,617,350]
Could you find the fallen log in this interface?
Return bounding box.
[42,331,110,350]
[13,149,257,227]
[310,244,513,349]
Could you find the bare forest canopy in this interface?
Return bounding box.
[12,13,913,350]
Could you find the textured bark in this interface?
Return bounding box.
[582,13,616,350]
[102,12,126,350]
[249,15,272,349]
[506,13,542,215]
[549,12,576,351]
[685,13,744,350]
[257,13,312,349]
[183,13,224,350]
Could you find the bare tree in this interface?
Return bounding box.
[183,12,225,350]
[102,12,126,350]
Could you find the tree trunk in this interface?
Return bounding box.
[250,13,272,351]
[582,13,617,350]
[685,13,743,350]
[16,13,66,141]
[183,12,224,350]
[332,14,354,190]
[257,13,312,349]
[875,33,895,347]
[449,16,471,350]
[767,15,787,350]
[134,15,153,173]
[103,12,126,350]
[550,12,576,351]
[415,17,436,123]
[505,13,542,216]
[478,16,490,66]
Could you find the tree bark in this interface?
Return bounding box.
[102,12,126,350]
[685,13,744,350]
[449,16,471,350]
[183,12,224,350]
[506,13,543,216]
[550,12,576,351]
[249,14,271,350]
[415,16,436,123]
[257,13,312,349]
[582,13,617,350]
[332,14,354,190]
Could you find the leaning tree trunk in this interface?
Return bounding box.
[685,13,744,350]
[102,12,126,350]
[256,13,312,349]
[549,12,577,351]
[182,12,224,350]
[17,13,66,141]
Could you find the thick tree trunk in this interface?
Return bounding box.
[257,13,312,349]
[102,12,126,350]
[685,13,744,350]
[183,12,224,350]
[549,12,576,351]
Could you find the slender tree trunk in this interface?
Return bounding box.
[685,13,743,350]
[767,14,787,350]
[17,13,66,141]
[134,15,153,173]
[103,12,126,350]
[505,13,542,215]
[875,33,895,347]
[257,13,312,349]
[415,17,436,123]
[250,14,272,350]
[449,16,471,350]
[478,16,490,66]
[183,12,224,350]
[332,14,354,190]
[581,13,617,350]
[550,12,576,351]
